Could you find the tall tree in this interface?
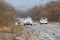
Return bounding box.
[0,1,16,26]
[27,1,60,22]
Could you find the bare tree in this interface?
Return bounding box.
[27,1,60,22]
[0,1,16,26]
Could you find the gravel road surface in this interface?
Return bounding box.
[23,23,60,40]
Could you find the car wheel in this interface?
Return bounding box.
[45,23,47,24]
[40,23,42,24]
[24,24,25,26]
[31,24,32,26]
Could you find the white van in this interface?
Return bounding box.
[15,18,24,26]
[40,17,48,24]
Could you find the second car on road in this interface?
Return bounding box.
[24,17,33,26]
[40,17,48,24]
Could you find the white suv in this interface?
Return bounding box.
[40,17,48,24]
[24,17,32,25]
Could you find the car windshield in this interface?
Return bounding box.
[41,17,47,20]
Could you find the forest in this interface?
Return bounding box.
[26,1,60,22]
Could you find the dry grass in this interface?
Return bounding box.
[13,25,23,33]
[0,36,6,40]
[0,25,23,33]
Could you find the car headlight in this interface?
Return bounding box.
[30,21,32,23]
[24,21,26,23]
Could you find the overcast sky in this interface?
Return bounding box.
[5,0,57,10]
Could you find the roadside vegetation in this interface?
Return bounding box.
[0,0,16,26]
[0,25,22,33]
[0,36,6,40]
[0,0,22,33]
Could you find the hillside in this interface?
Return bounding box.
[0,0,16,26]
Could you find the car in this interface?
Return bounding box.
[15,18,25,26]
[24,17,32,25]
[40,17,48,24]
